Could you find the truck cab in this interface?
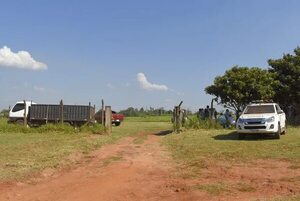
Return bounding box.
[8,101,36,124]
[236,102,286,139]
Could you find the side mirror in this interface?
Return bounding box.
[278,110,283,114]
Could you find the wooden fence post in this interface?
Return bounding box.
[23,100,27,126]
[105,106,112,134]
[173,101,183,133]
[88,102,91,122]
[60,99,64,124]
[46,105,49,124]
[101,99,105,126]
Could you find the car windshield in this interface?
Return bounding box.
[244,105,275,114]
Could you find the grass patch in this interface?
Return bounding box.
[195,183,229,196]
[235,182,256,192]
[100,156,123,167]
[133,135,148,144]
[125,116,171,122]
[0,118,105,134]
[162,127,300,177]
[194,182,256,196]
[0,121,171,181]
[259,196,300,201]
[184,116,223,129]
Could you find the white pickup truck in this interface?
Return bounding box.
[236,102,286,139]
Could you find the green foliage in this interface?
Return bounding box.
[205,66,278,116]
[80,123,105,134]
[0,109,9,118]
[0,118,104,134]
[268,47,300,108]
[125,116,171,122]
[36,123,77,134]
[119,107,173,117]
[184,116,222,129]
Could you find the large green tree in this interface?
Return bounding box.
[268,47,300,109]
[205,66,278,117]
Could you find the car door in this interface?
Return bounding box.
[275,104,285,129]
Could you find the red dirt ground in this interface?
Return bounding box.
[0,132,299,201]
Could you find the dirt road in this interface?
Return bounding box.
[0,132,200,201]
[1,131,299,201]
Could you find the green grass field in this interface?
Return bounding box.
[125,115,171,122]
[163,127,300,172]
[0,119,171,181]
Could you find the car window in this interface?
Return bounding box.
[244,105,275,114]
[12,103,25,112]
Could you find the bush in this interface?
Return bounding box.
[184,116,223,129]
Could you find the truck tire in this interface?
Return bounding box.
[115,122,121,126]
[16,119,24,125]
[275,123,281,139]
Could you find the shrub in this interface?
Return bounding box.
[184,116,223,129]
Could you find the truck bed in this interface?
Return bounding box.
[29,104,95,125]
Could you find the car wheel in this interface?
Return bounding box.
[115,122,121,126]
[275,123,281,139]
[281,127,286,135]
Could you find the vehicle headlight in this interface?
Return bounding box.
[237,118,244,123]
[266,116,275,123]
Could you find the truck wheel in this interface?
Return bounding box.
[16,119,24,125]
[115,122,121,126]
[275,123,281,139]
[238,133,245,140]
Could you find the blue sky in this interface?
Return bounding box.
[1,0,300,111]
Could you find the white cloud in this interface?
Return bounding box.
[106,83,115,89]
[137,73,168,91]
[0,46,47,71]
[33,86,46,92]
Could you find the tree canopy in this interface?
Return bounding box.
[268,47,300,108]
[205,66,278,116]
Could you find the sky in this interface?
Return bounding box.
[1,0,300,112]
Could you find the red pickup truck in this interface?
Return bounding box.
[94,110,124,126]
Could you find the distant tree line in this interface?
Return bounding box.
[0,109,9,118]
[119,107,173,117]
[205,46,300,124]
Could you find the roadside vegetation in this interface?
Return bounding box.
[184,116,224,129]
[0,118,104,134]
[126,115,171,122]
[0,118,171,181]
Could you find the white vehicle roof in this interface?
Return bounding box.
[248,103,276,106]
[15,101,37,105]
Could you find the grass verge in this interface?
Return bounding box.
[164,127,300,162]
[162,127,300,176]
[125,115,171,122]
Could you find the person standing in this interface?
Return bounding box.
[224,109,231,128]
[204,105,210,119]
